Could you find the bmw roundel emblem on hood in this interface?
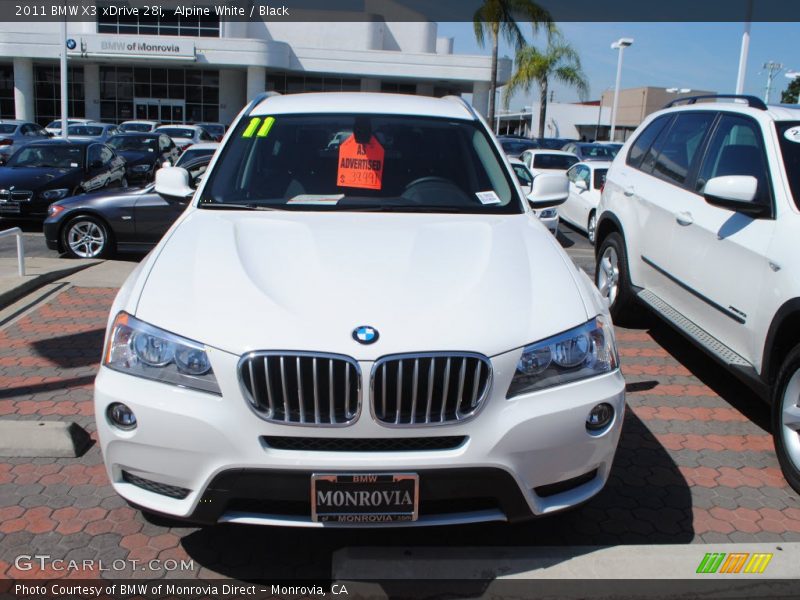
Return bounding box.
[353,326,379,345]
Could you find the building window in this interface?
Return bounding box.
[0,65,14,119]
[99,66,219,124]
[381,82,417,95]
[97,6,220,37]
[267,73,361,95]
[34,65,85,127]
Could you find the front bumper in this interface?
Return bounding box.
[0,198,48,219]
[95,346,625,527]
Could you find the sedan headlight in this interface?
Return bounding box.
[40,188,69,201]
[131,164,152,173]
[507,316,618,398]
[538,208,558,219]
[103,312,220,395]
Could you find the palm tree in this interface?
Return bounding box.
[503,35,589,139]
[473,0,553,125]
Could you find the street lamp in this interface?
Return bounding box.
[609,37,633,142]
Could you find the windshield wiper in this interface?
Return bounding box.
[348,205,465,213]
[198,202,281,211]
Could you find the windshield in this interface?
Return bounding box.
[0,124,18,134]
[46,120,82,129]
[158,128,195,139]
[120,123,153,133]
[199,113,520,214]
[777,121,800,209]
[108,136,157,153]
[68,126,104,136]
[176,147,216,166]
[579,144,617,160]
[6,145,83,168]
[532,154,579,170]
[200,124,224,136]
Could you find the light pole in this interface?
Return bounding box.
[610,38,633,143]
[60,7,68,139]
[763,61,785,104]
[735,0,753,94]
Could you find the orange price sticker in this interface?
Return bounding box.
[337,134,385,190]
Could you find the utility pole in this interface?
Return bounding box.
[763,61,785,104]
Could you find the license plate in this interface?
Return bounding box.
[311,473,419,523]
[0,201,20,213]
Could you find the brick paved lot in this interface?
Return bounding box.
[0,282,799,580]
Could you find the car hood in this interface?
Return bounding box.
[0,167,77,191]
[118,150,156,165]
[136,210,589,359]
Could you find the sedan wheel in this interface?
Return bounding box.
[587,212,597,245]
[595,231,641,326]
[774,346,800,494]
[63,216,111,259]
[597,246,620,308]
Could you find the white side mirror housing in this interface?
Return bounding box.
[155,166,193,199]
[703,175,757,203]
[527,173,570,209]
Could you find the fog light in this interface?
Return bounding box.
[586,403,614,432]
[107,402,137,430]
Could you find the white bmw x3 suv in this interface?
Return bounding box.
[595,95,800,494]
[95,92,625,527]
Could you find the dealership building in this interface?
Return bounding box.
[0,11,510,126]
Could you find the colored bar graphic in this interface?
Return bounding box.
[744,553,773,574]
[719,553,748,574]
[257,116,275,137]
[696,552,773,574]
[242,117,261,138]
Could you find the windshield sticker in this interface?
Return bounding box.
[337,134,384,190]
[785,126,800,143]
[476,190,501,205]
[287,194,344,205]
[257,116,275,138]
[242,117,261,138]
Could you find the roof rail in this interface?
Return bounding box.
[243,91,281,116]
[663,94,767,111]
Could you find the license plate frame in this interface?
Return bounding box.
[0,201,20,213]
[311,473,419,524]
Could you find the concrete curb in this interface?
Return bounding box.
[0,420,92,457]
[332,542,800,579]
[0,258,99,309]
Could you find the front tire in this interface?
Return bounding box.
[772,345,800,494]
[595,232,640,325]
[62,215,113,259]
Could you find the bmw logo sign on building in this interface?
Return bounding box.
[66,39,77,50]
[353,326,379,345]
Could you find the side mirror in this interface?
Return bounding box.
[527,173,569,209]
[703,175,767,217]
[575,179,589,192]
[155,166,194,200]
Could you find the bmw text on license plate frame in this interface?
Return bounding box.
[311,473,419,523]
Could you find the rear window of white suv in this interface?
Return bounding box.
[199,113,520,214]
[776,121,800,209]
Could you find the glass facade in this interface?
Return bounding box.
[0,65,14,119]
[266,73,360,95]
[97,7,220,37]
[34,65,85,127]
[100,66,219,124]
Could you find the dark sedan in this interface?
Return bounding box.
[0,139,127,220]
[107,133,179,185]
[44,155,210,258]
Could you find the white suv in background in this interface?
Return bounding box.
[595,95,800,492]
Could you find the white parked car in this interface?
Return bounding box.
[595,94,800,493]
[119,120,161,134]
[519,149,579,176]
[155,124,216,151]
[560,160,612,244]
[508,157,563,235]
[45,118,97,137]
[96,92,624,527]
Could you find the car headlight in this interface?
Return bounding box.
[103,312,220,395]
[40,188,69,201]
[131,164,152,172]
[47,204,66,218]
[507,316,618,397]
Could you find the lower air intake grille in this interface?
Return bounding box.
[239,352,361,425]
[262,435,467,452]
[372,353,492,425]
[122,471,190,499]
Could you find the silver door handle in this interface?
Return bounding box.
[676,211,693,226]
[623,186,635,197]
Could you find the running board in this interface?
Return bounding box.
[637,289,751,368]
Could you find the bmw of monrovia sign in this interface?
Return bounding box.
[71,36,196,61]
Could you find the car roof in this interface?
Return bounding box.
[250,92,474,120]
[27,139,94,147]
[181,142,219,150]
[122,120,159,125]
[110,132,160,138]
[0,119,26,125]
[649,101,800,123]
[576,160,613,169]
[157,124,202,128]
[69,122,115,128]
[524,149,577,156]
[508,157,525,165]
